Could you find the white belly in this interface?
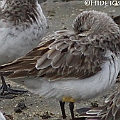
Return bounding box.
[0,22,46,65]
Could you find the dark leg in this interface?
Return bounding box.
[0,76,27,98]
[69,102,74,119]
[59,101,66,119]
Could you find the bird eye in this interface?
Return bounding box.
[79,28,84,33]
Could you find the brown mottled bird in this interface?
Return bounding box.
[0,10,120,119]
[0,0,47,98]
[78,89,120,120]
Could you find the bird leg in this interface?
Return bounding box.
[59,101,67,119]
[69,102,75,119]
[0,76,27,98]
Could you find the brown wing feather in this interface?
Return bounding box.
[77,90,120,120]
[99,90,120,120]
[0,30,107,80]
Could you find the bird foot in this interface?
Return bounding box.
[0,84,27,99]
[0,76,27,99]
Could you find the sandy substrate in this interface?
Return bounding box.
[0,0,120,120]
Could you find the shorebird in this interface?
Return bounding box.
[77,89,120,120]
[0,0,47,98]
[0,10,120,119]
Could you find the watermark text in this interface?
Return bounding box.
[84,0,120,6]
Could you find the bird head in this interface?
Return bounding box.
[73,10,120,39]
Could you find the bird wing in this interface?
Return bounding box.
[0,30,108,81]
[77,90,120,120]
[99,90,120,120]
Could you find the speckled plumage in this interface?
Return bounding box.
[78,90,120,120]
[0,0,47,65]
[100,90,120,120]
[0,10,120,119]
[0,0,47,98]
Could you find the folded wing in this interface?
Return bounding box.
[0,30,109,81]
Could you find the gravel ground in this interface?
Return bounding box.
[0,0,120,120]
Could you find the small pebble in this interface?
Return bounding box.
[14,100,26,113]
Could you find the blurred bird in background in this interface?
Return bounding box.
[0,0,47,98]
